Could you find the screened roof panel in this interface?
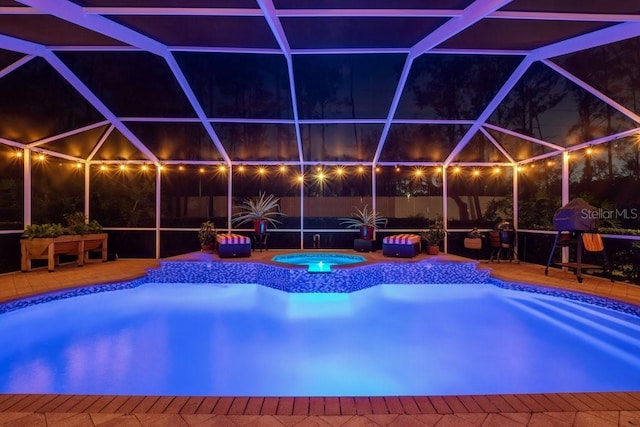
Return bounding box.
[93,129,150,161]
[488,62,565,142]
[58,51,196,118]
[437,19,615,51]
[0,15,127,47]
[0,58,104,144]
[452,131,509,163]
[0,1,639,167]
[489,62,639,147]
[176,53,293,119]
[0,49,26,70]
[396,54,522,120]
[108,16,279,49]
[381,124,470,162]
[293,54,405,120]
[485,128,555,161]
[282,17,448,50]
[44,125,109,159]
[501,0,640,14]
[213,123,298,162]
[126,122,223,161]
[300,124,382,162]
[550,37,640,120]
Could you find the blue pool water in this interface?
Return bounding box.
[272,252,366,272]
[0,281,639,396]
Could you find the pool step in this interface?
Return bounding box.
[505,296,640,367]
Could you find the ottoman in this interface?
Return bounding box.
[216,233,251,258]
[382,234,421,258]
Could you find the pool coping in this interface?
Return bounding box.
[2,391,640,419]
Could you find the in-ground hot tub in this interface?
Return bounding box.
[272,252,366,272]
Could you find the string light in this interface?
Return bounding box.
[472,169,480,177]
[80,163,410,185]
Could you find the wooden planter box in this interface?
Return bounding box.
[20,233,108,272]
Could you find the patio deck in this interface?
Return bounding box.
[1,250,639,426]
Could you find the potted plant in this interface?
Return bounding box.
[422,217,445,255]
[339,205,388,240]
[199,221,217,252]
[231,192,285,233]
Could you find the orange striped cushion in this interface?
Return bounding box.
[216,233,250,245]
[383,234,421,245]
[582,233,604,252]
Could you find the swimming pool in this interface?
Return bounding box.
[272,252,366,272]
[0,262,639,396]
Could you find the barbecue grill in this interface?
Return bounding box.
[545,198,611,283]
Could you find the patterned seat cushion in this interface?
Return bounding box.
[382,234,421,245]
[216,233,250,245]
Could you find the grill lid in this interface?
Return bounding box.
[552,198,599,231]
